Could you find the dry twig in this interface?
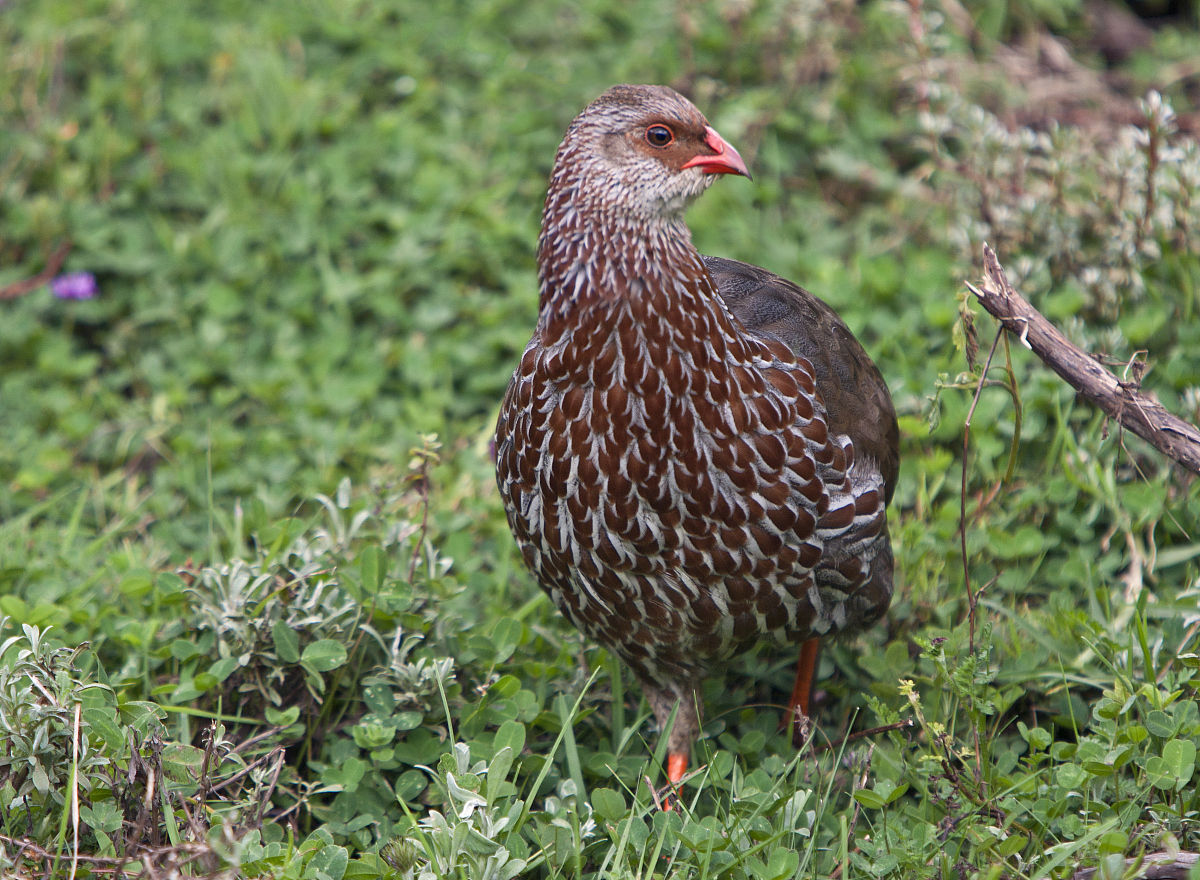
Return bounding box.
[0,241,71,300]
[966,244,1200,474]
[1074,850,1199,880]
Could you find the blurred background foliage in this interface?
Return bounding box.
[2,0,1200,877]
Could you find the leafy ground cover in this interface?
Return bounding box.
[2,0,1200,877]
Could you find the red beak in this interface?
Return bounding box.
[682,126,751,179]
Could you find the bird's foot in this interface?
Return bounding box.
[651,782,682,812]
[646,752,691,811]
[788,704,813,748]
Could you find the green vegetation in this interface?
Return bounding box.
[3,1,1199,877]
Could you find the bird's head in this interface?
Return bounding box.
[549,84,750,222]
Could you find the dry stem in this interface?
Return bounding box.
[966,244,1200,474]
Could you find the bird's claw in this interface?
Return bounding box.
[788,705,813,748]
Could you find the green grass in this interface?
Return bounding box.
[3,0,1200,877]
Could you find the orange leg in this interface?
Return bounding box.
[789,637,821,721]
[667,752,688,784]
[661,752,689,811]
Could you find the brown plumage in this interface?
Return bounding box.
[494,84,898,779]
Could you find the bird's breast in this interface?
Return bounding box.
[497,300,840,574]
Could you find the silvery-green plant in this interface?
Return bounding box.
[399,737,597,880]
[907,8,1200,346]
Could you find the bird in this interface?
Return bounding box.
[494,84,898,790]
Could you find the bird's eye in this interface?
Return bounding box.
[645,125,674,147]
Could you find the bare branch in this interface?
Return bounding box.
[967,244,1200,474]
[0,241,72,300]
[1074,850,1199,880]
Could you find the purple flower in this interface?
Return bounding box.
[49,272,98,300]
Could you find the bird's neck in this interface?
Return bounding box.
[535,190,723,349]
